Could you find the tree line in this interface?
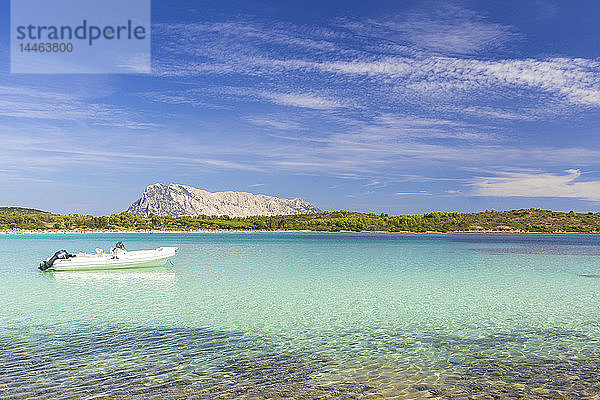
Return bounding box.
[1,208,599,233]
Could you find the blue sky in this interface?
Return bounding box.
[1,0,600,215]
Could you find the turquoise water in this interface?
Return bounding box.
[1,233,600,399]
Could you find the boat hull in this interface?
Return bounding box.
[47,247,178,271]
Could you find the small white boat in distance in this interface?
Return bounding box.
[39,242,178,271]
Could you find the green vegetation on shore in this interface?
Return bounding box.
[0,207,49,214]
[1,208,599,233]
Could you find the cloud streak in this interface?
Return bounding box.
[473,169,600,201]
[259,92,343,110]
[336,3,518,55]
[152,11,600,122]
[0,84,159,127]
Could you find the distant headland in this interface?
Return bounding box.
[127,183,321,217]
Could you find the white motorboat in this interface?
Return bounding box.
[39,242,178,271]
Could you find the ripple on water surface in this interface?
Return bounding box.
[1,233,600,399]
[2,324,600,399]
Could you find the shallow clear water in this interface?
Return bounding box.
[1,232,600,399]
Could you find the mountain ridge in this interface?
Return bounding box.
[0,206,50,214]
[127,183,321,217]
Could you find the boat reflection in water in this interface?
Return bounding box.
[48,266,177,283]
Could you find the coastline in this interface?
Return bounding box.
[2,229,599,235]
[3,208,598,235]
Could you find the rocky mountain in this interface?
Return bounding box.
[127,183,321,217]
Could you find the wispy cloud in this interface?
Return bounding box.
[0,84,158,127]
[461,106,542,121]
[337,2,517,55]
[259,92,344,110]
[245,116,303,131]
[140,89,231,109]
[348,114,494,141]
[310,57,600,107]
[152,13,600,117]
[395,191,431,196]
[0,129,265,174]
[92,121,162,130]
[473,169,600,201]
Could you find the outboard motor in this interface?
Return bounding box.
[110,241,127,259]
[39,249,75,271]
